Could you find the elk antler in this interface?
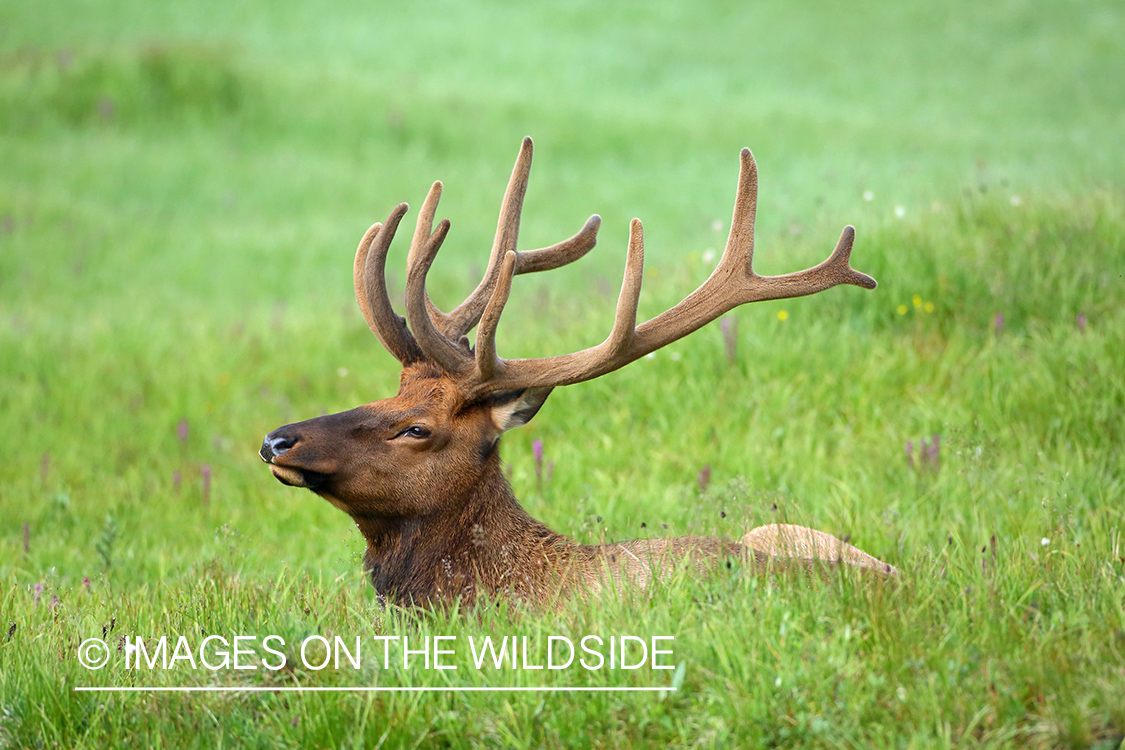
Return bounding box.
[353,204,426,364]
[458,144,876,399]
[420,138,602,343]
[356,139,877,397]
[353,138,601,368]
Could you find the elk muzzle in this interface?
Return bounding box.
[260,424,334,489]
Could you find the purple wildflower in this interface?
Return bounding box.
[908,434,942,473]
[532,440,544,491]
[697,465,712,492]
[926,433,941,469]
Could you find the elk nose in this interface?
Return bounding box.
[259,431,297,463]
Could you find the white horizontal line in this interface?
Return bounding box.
[75,686,674,693]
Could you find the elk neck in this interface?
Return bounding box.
[348,449,576,606]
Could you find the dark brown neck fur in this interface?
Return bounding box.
[352,452,756,608]
[355,452,578,606]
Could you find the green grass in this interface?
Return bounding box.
[2,0,1124,747]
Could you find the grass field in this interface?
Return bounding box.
[2,0,1124,747]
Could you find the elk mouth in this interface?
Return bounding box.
[266,462,330,490]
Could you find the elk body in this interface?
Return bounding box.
[260,138,896,608]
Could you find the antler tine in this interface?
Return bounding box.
[708,148,875,298]
[509,215,602,273]
[624,147,875,345]
[722,147,759,276]
[474,251,517,381]
[419,136,530,341]
[605,218,645,353]
[404,207,475,375]
[408,181,445,273]
[458,147,877,399]
[423,217,602,342]
[469,220,642,391]
[428,138,602,341]
[354,204,426,364]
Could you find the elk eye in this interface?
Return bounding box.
[396,425,431,439]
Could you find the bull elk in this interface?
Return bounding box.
[260,138,896,608]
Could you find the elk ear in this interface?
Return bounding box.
[487,387,554,434]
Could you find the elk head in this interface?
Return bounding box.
[260,138,884,606]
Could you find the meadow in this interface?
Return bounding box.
[1,0,1124,747]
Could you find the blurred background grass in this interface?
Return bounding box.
[1,0,1124,746]
[3,0,1122,317]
